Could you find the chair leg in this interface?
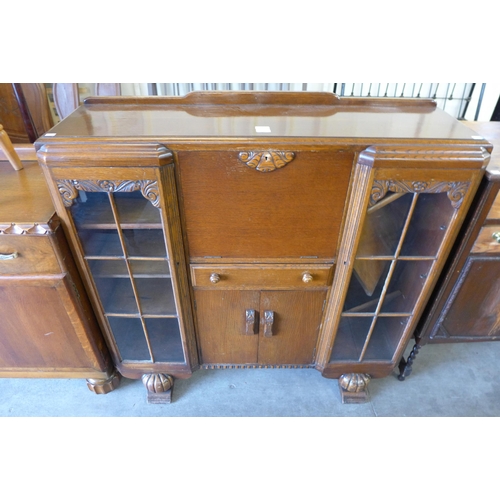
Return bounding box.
[0,125,23,171]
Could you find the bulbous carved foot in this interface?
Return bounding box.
[86,369,122,394]
[142,373,174,404]
[338,373,371,404]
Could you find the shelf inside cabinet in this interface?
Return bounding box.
[88,259,170,278]
[93,275,177,316]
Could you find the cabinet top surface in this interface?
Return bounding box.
[0,161,55,226]
[41,92,488,144]
[462,121,500,179]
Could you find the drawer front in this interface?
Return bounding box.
[191,264,333,289]
[487,190,500,221]
[471,225,500,254]
[0,235,60,275]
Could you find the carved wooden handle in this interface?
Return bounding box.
[493,232,500,244]
[302,272,313,283]
[263,310,274,338]
[210,273,221,284]
[245,309,258,335]
[0,252,19,260]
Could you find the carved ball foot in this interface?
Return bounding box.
[142,373,174,404]
[338,373,371,404]
[86,369,122,395]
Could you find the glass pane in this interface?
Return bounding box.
[400,192,455,257]
[363,317,409,361]
[129,260,170,277]
[92,276,139,315]
[122,229,167,257]
[381,260,434,313]
[88,259,129,278]
[134,278,177,315]
[107,317,150,361]
[78,229,123,257]
[357,193,413,257]
[146,318,185,363]
[330,316,374,362]
[114,191,162,225]
[71,191,115,227]
[344,260,392,312]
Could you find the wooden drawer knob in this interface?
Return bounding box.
[210,273,221,284]
[493,232,500,243]
[302,272,313,283]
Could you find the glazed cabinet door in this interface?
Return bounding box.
[69,189,185,365]
[318,145,489,380]
[330,190,457,364]
[37,143,198,386]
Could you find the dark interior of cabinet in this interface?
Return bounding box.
[107,316,185,363]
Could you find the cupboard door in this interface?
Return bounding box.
[195,290,260,364]
[0,277,101,371]
[69,188,186,365]
[434,257,500,341]
[258,290,326,365]
[331,188,466,365]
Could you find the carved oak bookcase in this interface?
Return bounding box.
[35,92,491,403]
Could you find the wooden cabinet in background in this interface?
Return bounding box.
[410,123,500,370]
[34,92,492,403]
[0,161,119,393]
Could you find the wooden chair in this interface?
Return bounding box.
[0,83,54,170]
[0,83,121,170]
[0,124,23,170]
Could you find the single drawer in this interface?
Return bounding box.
[0,235,61,275]
[471,225,500,254]
[487,190,500,221]
[191,264,334,289]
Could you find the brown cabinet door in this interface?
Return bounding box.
[0,277,103,371]
[435,257,500,341]
[195,290,260,364]
[195,289,326,365]
[258,290,326,365]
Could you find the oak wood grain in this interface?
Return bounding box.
[191,264,333,289]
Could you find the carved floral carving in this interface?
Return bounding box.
[369,180,470,209]
[56,180,160,208]
[238,151,295,172]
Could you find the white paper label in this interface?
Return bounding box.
[45,133,57,136]
[255,126,271,133]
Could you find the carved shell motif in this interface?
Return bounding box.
[338,373,371,393]
[239,151,295,172]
